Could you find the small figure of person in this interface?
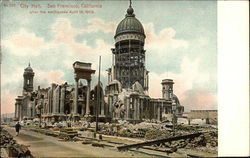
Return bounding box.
[15,122,21,136]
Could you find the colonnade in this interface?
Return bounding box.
[73,78,91,118]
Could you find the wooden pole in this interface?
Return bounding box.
[96,56,101,132]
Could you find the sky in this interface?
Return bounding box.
[1,0,217,114]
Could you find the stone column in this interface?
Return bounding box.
[27,103,31,118]
[60,86,65,114]
[107,96,110,115]
[101,93,105,116]
[146,74,149,90]
[32,102,36,118]
[52,89,56,114]
[109,96,113,118]
[140,99,143,120]
[48,89,52,114]
[137,98,140,120]
[15,104,17,118]
[50,85,55,114]
[56,87,60,114]
[19,104,22,121]
[52,86,60,115]
[133,98,137,120]
[154,102,156,119]
[85,79,91,116]
[74,78,79,115]
[44,102,47,115]
[126,98,130,119]
[157,103,161,121]
[161,102,164,120]
[81,103,85,116]
[17,104,19,120]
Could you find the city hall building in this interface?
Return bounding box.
[14,3,184,123]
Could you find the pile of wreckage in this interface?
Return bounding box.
[35,120,218,152]
[97,120,218,152]
[0,127,32,157]
[14,119,217,155]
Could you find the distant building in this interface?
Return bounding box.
[1,113,15,123]
[188,110,217,124]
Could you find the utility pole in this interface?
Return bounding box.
[96,56,101,132]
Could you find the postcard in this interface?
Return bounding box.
[0,0,249,157]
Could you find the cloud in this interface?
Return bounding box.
[181,89,217,112]
[144,23,189,51]
[3,18,114,58]
[1,90,18,114]
[52,18,112,56]
[70,39,112,56]
[2,28,48,56]
[1,67,65,91]
[83,18,116,34]
[148,56,216,111]
[2,19,188,60]
[1,67,23,87]
[34,69,65,88]
[52,18,79,44]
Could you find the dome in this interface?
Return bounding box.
[24,63,33,72]
[115,6,145,38]
[25,66,33,72]
[173,94,180,105]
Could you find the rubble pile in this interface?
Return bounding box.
[152,127,218,152]
[0,127,16,148]
[98,121,164,138]
[0,127,32,157]
[7,144,32,157]
[162,131,217,150]
[173,126,217,149]
[105,121,218,152]
[186,131,218,148]
[59,128,79,140]
[144,129,171,140]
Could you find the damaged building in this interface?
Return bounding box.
[105,3,184,122]
[14,3,184,123]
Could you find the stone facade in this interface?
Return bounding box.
[15,64,36,121]
[14,3,184,123]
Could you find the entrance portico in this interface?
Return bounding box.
[73,61,95,121]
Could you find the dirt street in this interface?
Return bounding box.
[3,126,149,157]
